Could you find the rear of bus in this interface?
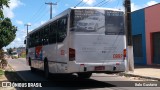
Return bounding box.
[68,8,127,76]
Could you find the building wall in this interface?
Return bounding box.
[131,9,146,65]
[145,4,160,65]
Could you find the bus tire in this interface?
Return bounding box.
[30,67,36,72]
[77,73,92,79]
[44,61,50,79]
[28,58,31,66]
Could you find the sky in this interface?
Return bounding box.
[2,0,160,49]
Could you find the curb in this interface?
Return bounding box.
[118,72,160,81]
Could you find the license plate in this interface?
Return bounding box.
[95,66,105,71]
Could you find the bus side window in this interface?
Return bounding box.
[43,26,49,45]
[35,32,39,46]
[28,36,31,48]
[29,34,33,48]
[57,16,67,43]
[32,33,36,47]
[49,21,57,44]
[38,31,42,46]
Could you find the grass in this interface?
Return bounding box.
[0,69,4,75]
[19,52,26,58]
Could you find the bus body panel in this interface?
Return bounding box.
[67,35,126,73]
[41,44,57,71]
[72,35,126,63]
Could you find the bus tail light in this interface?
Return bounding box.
[69,48,75,61]
[116,62,120,65]
[123,49,127,59]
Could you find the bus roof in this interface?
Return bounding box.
[27,8,70,35]
[71,7,122,11]
[27,7,123,35]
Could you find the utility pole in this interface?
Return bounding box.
[24,24,31,36]
[45,2,57,19]
[24,24,31,58]
[124,0,134,71]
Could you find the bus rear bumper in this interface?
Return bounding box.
[67,62,126,74]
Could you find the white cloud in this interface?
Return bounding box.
[131,1,159,12]
[32,20,47,30]
[27,23,31,26]
[3,0,24,18]
[131,3,142,11]
[21,29,27,33]
[40,21,46,25]
[23,35,26,38]
[15,37,21,42]
[3,37,24,49]
[146,1,158,7]
[82,0,96,5]
[11,41,15,44]
[16,20,23,25]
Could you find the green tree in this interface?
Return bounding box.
[0,18,17,49]
[0,0,16,58]
[7,48,12,55]
[0,0,12,68]
[0,0,10,18]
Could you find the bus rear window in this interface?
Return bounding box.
[105,11,124,35]
[70,9,125,35]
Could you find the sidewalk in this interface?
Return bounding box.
[0,65,17,90]
[120,65,160,81]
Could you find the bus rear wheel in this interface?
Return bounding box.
[77,73,92,79]
[30,67,36,72]
[44,61,50,79]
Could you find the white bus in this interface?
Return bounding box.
[25,7,127,79]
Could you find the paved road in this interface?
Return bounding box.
[7,58,160,90]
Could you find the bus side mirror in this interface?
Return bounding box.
[24,40,26,44]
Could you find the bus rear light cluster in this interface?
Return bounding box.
[116,62,120,65]
[69,48,75,61]
[80,64,84,66]
[123,49,127,60]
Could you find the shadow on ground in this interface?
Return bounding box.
[4,69,32,90]
[26,69,116,89]
[5,71,23,81]
[4,69,116,90]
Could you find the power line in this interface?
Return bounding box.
[74,0,83,7]
[27,1,48,24]
[115,0,120,9]
[56,0,61,3]
[27,0,51,24]
[31,6,48,25]
[99,0,112,7]
[81,0,89,6]
[118,0,124,10]
[32,7,49,25]
[28,4,45,22]
[93,0,106,7]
